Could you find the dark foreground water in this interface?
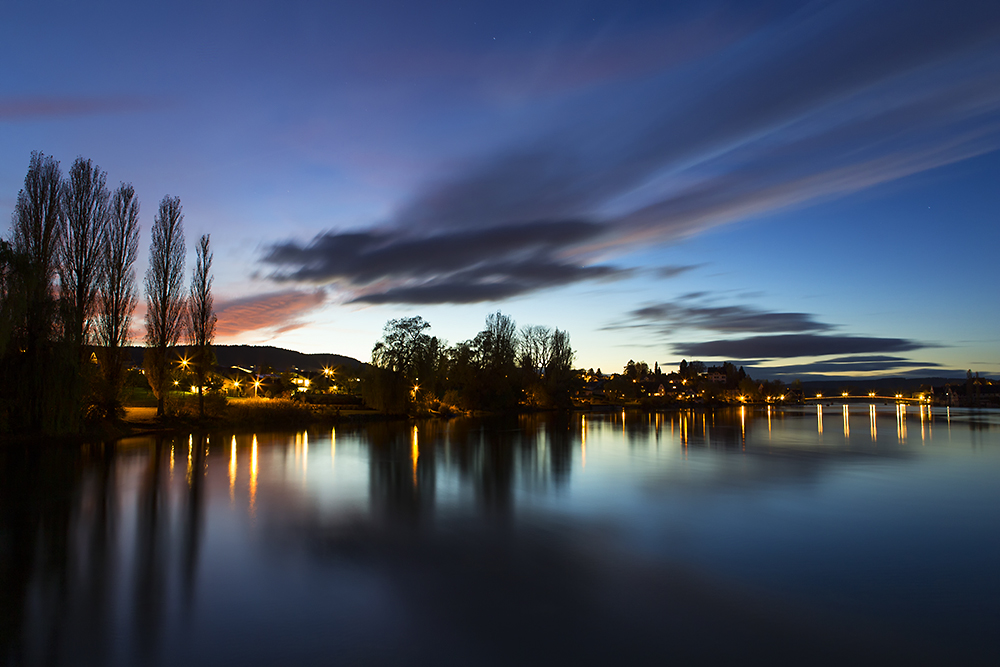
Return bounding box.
[2,405,999,666]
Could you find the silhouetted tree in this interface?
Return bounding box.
[0,240,19,362]
[466,312,519,410]
[367,316,432,413]
[518,324,553,375]
[544,328,575,405]
[95,183,140,419]
[188,234,216,418]
[143,196,186,417]
[480,311,517,373]
[59,157,110,421]
[2,152,78,433]
[371,316,431,378]
[60,157,109,356]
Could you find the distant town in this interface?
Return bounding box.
[119,344,999,414]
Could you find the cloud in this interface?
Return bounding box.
[655,264,701,279]
[674,334,926,360]
[215,289,326,337]
[261,2,1000,303]
[0,96,160,120]
[627,301,830,334]
[749,356,943,377]
[263,220,626,304]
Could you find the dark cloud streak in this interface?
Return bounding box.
[264,221,625,304]
[628,302,830,334]
[675,334,926,359]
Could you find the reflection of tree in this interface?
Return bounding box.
[181,435,207,609]
[0,436,215,665]
[363,415,579,526]
[0,445,91,664]
[476,418,517,518]
[367,422,436,526]
[545,413,574,486]
[133,437,168,663]
[75,444,118,663]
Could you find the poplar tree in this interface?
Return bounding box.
[60,157,109,356]
[96,183,140,418]
[144,196,186,417]
[4,152,71,432]
[188,234,216,418]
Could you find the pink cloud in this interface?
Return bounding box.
[215,289,326,338]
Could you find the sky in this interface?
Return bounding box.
[2,0,999,379]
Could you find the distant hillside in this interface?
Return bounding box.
[127,345,363,373]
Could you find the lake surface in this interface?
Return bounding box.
[3,405,999,665]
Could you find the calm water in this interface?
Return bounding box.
[3,405,999,665]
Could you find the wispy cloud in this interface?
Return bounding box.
[260,1,1000,304]
[0,96,160,120]
[674,334,927,360]
[215,289,326,337]
[654,264,701,279]
[750,356,943,377]
[626,301,830,335]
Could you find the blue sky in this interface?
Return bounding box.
[2,0,998,378]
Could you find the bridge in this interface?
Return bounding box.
[803,393,929,404]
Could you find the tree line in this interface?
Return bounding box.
[363,312,575,414]
[0,151,215,435]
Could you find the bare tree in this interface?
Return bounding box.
[60,157,110,356]
[480,311,517,372]
[11,152,64,345]
[518,324,553,377]
[546,328,574,378]
[144,196,186,417]
[6,152,69,432]
[188,234,216,418]
[96,183,140,418]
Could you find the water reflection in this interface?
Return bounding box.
[2,408,999,666]
[250,434,258,517]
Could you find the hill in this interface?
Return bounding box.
[127,345,363,373]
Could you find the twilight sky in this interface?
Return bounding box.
[3,0,999,379]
